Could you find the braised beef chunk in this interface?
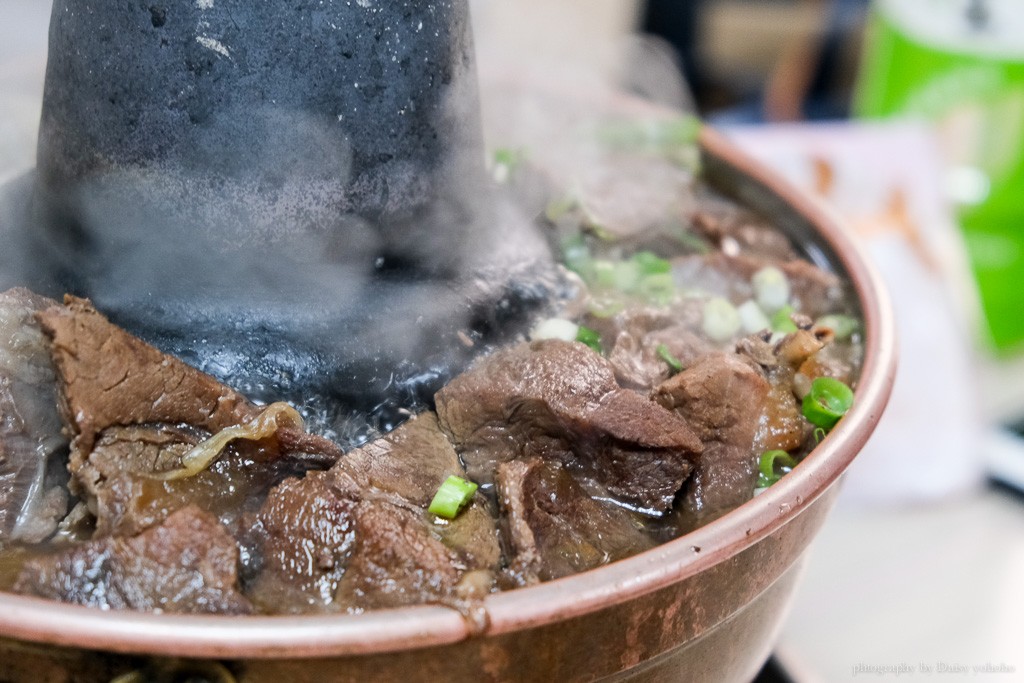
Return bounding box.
[654,353,769,520]
[38,296,256,449]
[691,200,797,262]
[580,304,715,391]
[780,259,846,320]
[333,412,501,572]
[14,506,252,614]
[246,472,356,613]
[496,458,654,585]
[248,413,499,614]
[335,501,464,611]
[609,325,715,391]
[36,295,341,461]
[36,295,341,539]
[73,424,201,538]
[738,331,824,454]
[75,424,316,538]
[250,485,471,615]
[435,340,701,513]
[0,289,68,544]
[339,412,472,507]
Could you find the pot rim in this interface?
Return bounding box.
[0,126,897,660]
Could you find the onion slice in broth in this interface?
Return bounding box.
[152,402,305,481]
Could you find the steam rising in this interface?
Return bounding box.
[0,0,564,446]
[0,1,698,446]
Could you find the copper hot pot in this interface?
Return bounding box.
[0,127,897,683]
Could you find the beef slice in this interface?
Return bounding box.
[246,471,357,613]
[496,458,654,585]
[36,296,341,537]
[654,352,769,519]
[77,423,312,538]
[435,339,701,513]
[14,505,252,614]
[0,288,68,544]
[249,413,500,614]
[333,412,501,572]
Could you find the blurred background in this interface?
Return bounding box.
[2,0,1023,680]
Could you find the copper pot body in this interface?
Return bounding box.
[0,129,897,683]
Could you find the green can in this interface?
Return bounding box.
[856,0,1024,353]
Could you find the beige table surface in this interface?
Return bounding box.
[779,487,1024,682]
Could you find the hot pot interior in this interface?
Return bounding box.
[0,128,896,683]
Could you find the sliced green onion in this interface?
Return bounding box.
[813,427,827,444]
[492,148,526,183]
[588,294,625,318]
[771,305,799,334]
[582,219,618,243]
[591,259,617,288]
[656,343,684,374]
[737,299,771,334]
[576,325,602,353]
[612,260,642,292]
[815,314,859,340]
[639,273,676,306]
[702,297,741,342]
[757,449,798,488]
[752,266,790,314]
[429,475,479,519]
[530,318,579,342]
[493,147,526,170]
[632,251,671,275]
[626,117,701,147]
[802,377,854,430]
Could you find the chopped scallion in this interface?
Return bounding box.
[639,272,676,305]
[752,266,790,313]
[561,237,591,277]
[757,449,797,488]
[591,259,617,289]
[493,147,526,170]
[802,377,854,430]
[492,147,526,183]
[547,194,580,223]
[632,251,671,275]
[737,299,771,334]
[530,318,579,342]
[428,475,478,519]
[595,116,703,169]
[583,220,618,243]
[576,325,602,353]
[656,343,684,374]
[588,295,625,318]
[612,260,642,292]
[771,305,799,334]
[702,297,741,342]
